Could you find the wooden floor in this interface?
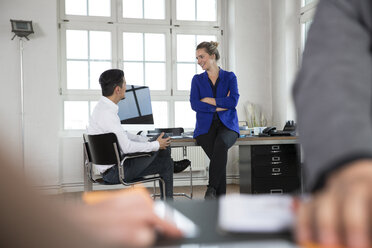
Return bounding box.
[54,184,240,204]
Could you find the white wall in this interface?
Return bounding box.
[271,0,299,127]
[0,0,300,191]
[227,0,272,125]
[0,0,60,187]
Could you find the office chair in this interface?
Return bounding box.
[153,127,193,199]
[83,133,167,200]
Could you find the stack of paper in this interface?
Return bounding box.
[218,194,294,233]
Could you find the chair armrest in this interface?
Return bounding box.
[124,152,153,159]
[121,152,153,166]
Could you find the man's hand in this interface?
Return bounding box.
[296,160,372,248]
[200,97,216,106]
[156,132,171,150]
[77,190,182,247]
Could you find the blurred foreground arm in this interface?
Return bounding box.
[293,0,372,247]
[0,150,181,248]
[296,160,372,248]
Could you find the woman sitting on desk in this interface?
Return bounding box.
[190,41,240,199]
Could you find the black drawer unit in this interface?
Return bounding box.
[251,144,301,194]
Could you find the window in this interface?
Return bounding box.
[122,0,165,20]
[300,0,318,53]
[60,0,222,131]
[65,0,111,17]
[122,32,167,90]
[176,34,216,91]
[66,30,112,90]
[176,0,216,22]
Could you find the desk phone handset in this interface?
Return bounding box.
[261,126,277,136]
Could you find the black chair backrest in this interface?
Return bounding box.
[86,133,120,165]
[155,127,184,136]
[83,134,92,163]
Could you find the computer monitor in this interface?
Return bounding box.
[118,85,155,132]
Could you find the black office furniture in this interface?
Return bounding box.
[251,144,301,194]
[83,133,167,200]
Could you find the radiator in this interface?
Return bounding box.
[171,146,208,171]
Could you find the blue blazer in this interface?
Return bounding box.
[190,69,240,138]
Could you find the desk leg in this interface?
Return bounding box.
[239,145,251,193]
[183,146,193,199]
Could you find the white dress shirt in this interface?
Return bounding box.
[87,96,159,173]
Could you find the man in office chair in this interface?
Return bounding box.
[87,69,188,199]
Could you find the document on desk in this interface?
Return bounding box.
[218,194,294,233]
[154,201,199,238]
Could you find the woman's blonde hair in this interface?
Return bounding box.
[196,41,220,61]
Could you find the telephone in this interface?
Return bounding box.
[260,126,277,136]
[259,121,297,137]
[283,120,296,132]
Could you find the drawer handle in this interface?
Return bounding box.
[272,145,280,150]
[271,173,282,176]
[272,157,280,161]
[270,189,283,194]
[272,168,281,173]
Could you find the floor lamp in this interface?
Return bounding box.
[10,19,34,170]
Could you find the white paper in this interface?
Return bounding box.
[218,194,294,233]
[154,201,199,238]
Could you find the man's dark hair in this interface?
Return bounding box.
[99,69,124,97]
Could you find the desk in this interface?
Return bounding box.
[171,136,299,193]
[84,136,300,192]
[155,200,297,247]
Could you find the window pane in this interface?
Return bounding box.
[177,34,196,62]
[89,0,111,17]
[177,63,195,90]
[65,0,87,16]
[175,101,195,128]
[197,0,216,21]
[176,0,195,21]
[301,20,313,52]
[66,30,88,59]
[145,33,165,61]
[123,32,143,61]
[152,101,168,128]
[64,101,89,130]
[90,31,111,60]
[196,35,217,45]
[123,62,144,85]
[90,101,98,115]
[144,0,165,19]
[67,61,88,89]
[90,61,112,89]
[123,0,143,18]
[145,63,165,90]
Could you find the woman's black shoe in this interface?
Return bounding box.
[204,186,217,200]
[173,159,191,173]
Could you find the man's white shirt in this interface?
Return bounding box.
[87,96,159,173]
